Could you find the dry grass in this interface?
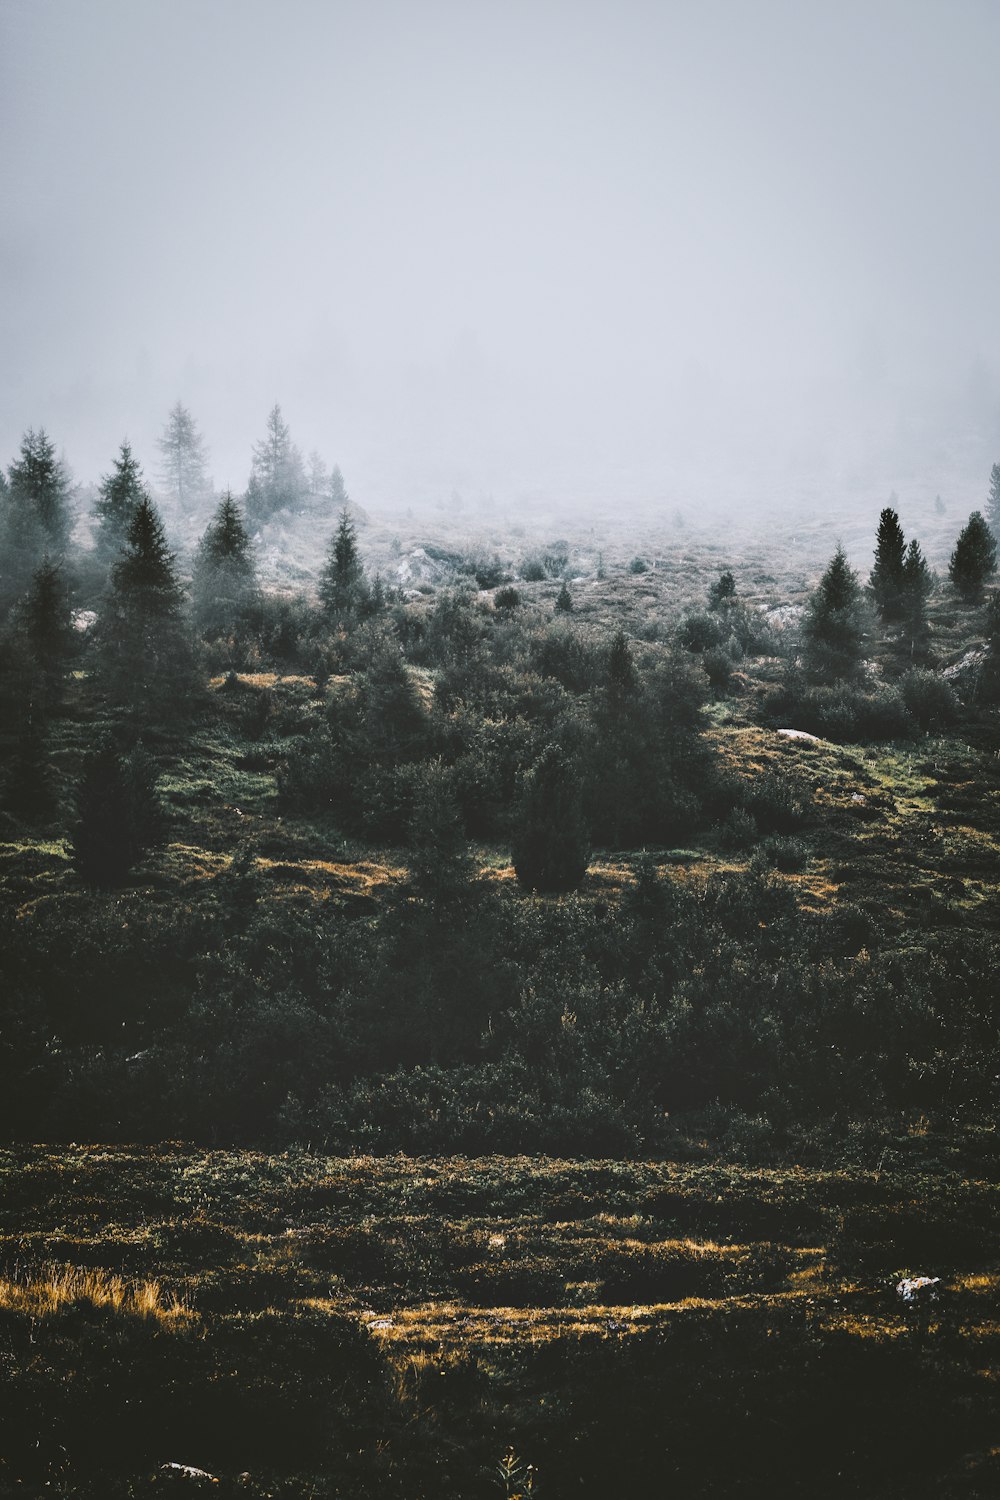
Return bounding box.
[0,1264,193,1325]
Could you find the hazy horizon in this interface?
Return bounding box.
[3,0,1000,511]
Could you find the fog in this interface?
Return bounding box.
[3,0,1000,514]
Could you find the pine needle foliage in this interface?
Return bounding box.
[512,744,590,893]
[949,511,997,602]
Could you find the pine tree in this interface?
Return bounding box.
[191,491,259,638]
[329,465,348,510]
[604,628,638,711]
[555,580,573,613]
[95,497,194,713]
[708,570,736,610]
[93,440,148,563]
[512,744,590,893]
[869,507,907,619]
[246,404,306,523]
[319,508,368,619]
[3,716,54,822]
[1,430,71,607]
[949,511,997,602]
[899,539,934,660]
[20,557,75,705]
[802,545,866,681]
[986,464,1000,541]
[157,402,209,512]
[8,428,71,551]
[71,740,165,886]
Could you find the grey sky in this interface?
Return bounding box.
[2,0,999,508]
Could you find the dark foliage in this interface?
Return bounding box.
[949,511,997,602]
[70,741,165,886]
[511,743,590,892]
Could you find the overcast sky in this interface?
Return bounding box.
[2,0,999,508]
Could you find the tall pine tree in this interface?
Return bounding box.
[95,496,194,714]
[245,404,306,523]
[1,429,71,608]
[512,744,590,893]
[986,463,1000,541]
[157,402,209,513]
[319,508,368,619]
[949,512,997,602]
[93,440,148,563]
[802,545,866,681]
[869,507,907,619]
[191,491,259,639]
[899,539,934,661]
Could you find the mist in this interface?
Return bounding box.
[3,0,1000,513]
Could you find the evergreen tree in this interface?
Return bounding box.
[899,539,934,660]
[948,511,997,602]
[1,430,71,607]
[7,428,71,551]
[191,491,259,639]
[555,580,573,613]
[512,744,590,893]
[329,465,348,510]
[93,440,148,563]
[319,508,368,619]
[245,403,306,522]
[95,496,194,713]
[802,545,866,681]
[708,570,736,610]
[70,740,165,886]
[407,760,474,900]
[157,401,209,512]
[3,715,54,822]
[986,464,1000,541]
[869,507,907,619]
[20,557,75,706]
[604,628,639,712]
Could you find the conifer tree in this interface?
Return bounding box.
[71,740,165,886]
[329,465,349,511]
[512,744,590,893]
[319,508,368,619]
[157,401,209,512]
[604,628,639,712]
[987,463,1000,541]
[1,430,71,606]
[899,539,934,660]
[869,507,907,619]
[555,580,573,613]
[20,558,75,705]
[191,491,259,638]
[93,440,148,563]
[708,570,736,610]
[96,497,194,713]
[802,545,866,681]
[245,404,305,522]
[3,716,54,822]
[7,428,71,551]
[948,511,997,602]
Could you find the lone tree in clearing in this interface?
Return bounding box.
[512,743,590,893]
[319,508,368,619]
[802,545,866,682]
[949,511,997,603]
